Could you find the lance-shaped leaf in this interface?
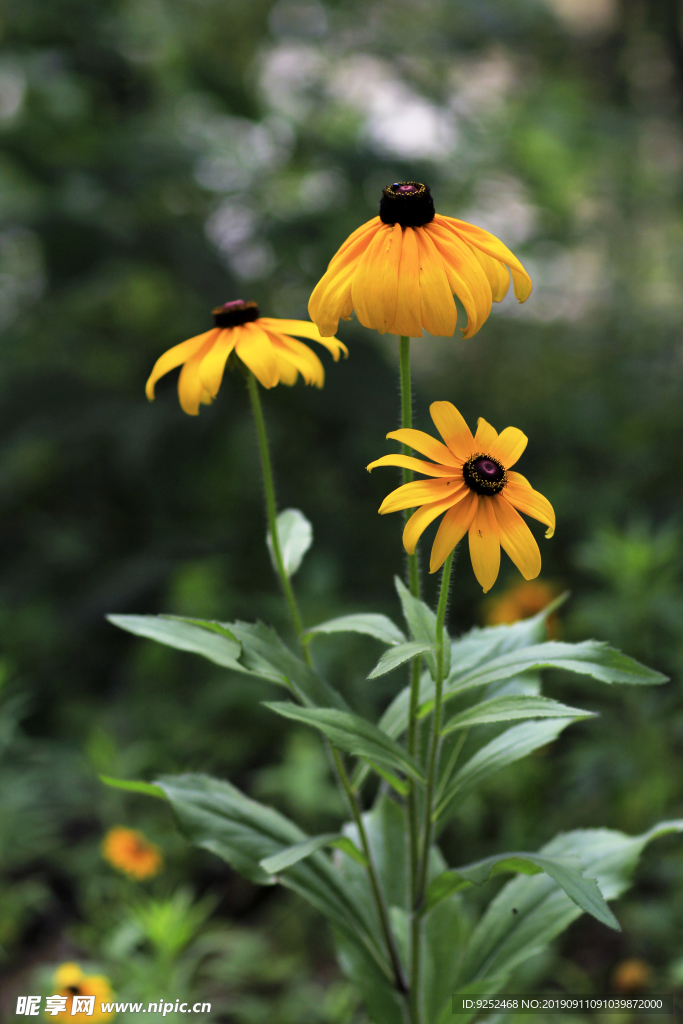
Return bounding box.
[395,576,449,679]
[267,508,312,578]
[155,773,390,979]
[107,614,243,670]
[368,641,434,680]
[435,718,578,822]
[305,613,406,647]
[458,820,683,990]
[264,702,426,783]
[260,833,367,874]
[100,775,166,800]
[440,695,595,736]
[426,852,618,930]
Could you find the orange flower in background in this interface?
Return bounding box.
[611,958,653,992]
[309,181,532,340]
[101,826,163,880]
[146,300,348,415]
[48,963,115,1020]
[485,579,561,636]
[367,401,555,593]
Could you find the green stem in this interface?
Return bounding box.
[246,371,312,666]
[331,745,409,997]
[434,728,468,806]
[398,336,420,600]
[417,551,455,903]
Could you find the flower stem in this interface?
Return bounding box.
[398,336,420,600]
[246,371,311,665]
[417,550,455,903]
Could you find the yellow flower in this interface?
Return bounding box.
[146,300,348,415]
[101,826,163,880]
[611,958,652,992]
[309,182,531,339]
[367,401,555,593]
[49,963,115,1020]
[485,579,560,635]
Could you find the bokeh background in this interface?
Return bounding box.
[2,0,683,1018]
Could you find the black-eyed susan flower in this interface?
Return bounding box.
[101,826,163,880]
[49,963,115,1020]
[309,182,532,340]
[146,300,347,415]
[367,401,554,593]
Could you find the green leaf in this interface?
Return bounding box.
[267,508,312,577]
[363,761,409,797]
[305,613,406,647]
[99,775,166,800]
[368,641,433,679]
[395,576,446,678]
[155,773,390,978]
[107,614,243,670]
[264,702,426,783]
[458,820,683,989]
[440,695,595,736]
[332,836,369,866]
[260,833,367,874]
[435,718,578,822]
[424,870,471,912]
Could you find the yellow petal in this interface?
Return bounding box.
[490,426,528,468]
[352,223,401,334]
[258,318,348,360]
[429,491,477,573]
[506,472,555,538]
[470,246,511,303]
[430,401,475,461]
[379,477,466,514]
[426,219,493,338]
[273,350,299,386]
[198,328,237,398]
[388,226,422,337]
[177,333,220,415]
[234,324,279,389]
[386,428,458,466]
[443,216,532,302]
[145,329,219,401]
[366,453,464,478]
[308,221,380,335]
[468,497,501,593]
[54,963,84,988]
[266,331,324,387]
[473,416,498,451]
[402,494,460,554]
[493,495,542,579]
[415,227,457,337]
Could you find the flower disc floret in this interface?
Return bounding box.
[367,401,555,592]
[309,182,532,340]
[146,300,348,415]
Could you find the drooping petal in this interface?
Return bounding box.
[429,491,477,573]
[198,328,237,398]
[403,494,460,554]
[388,226,423,337]
[308,220,380,335]
[258,318,348,360]
[379,477,466,514]
[234,324,279,389]
[490,426,528,468]
[146,329,219,401]
[415,227,457,337]
[470,246,511,303]
[430,401,475,461]
[366,454,464,478]
[177,333,220,415]
[506,472,556,538]
[473,416,498,451]
[272,349,299,386]
[386,428,458,466]
[493,495,542,579]
[265,331,325,387]
[468,497,501,593]
[352,223,401,334]
[426,219,493,337]
[443,216,532,302]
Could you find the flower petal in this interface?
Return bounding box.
[473,416,498,451]
[379,477,466,514]
[234,324,279,389]
[388,226,423,337]
[403,494,460,555]
[470,246,511,303]
[258,318,348,359]
[367,454,464,478]
[468,497,501,593]
[429,401,475,461]
[266,331,325,387]
[352,223,401,334]
[506,472,555,538]
[146,329,219,401]
[490,426,528,468]
[308,220,380,336]
[177,333,219,415]
[415,227,457,337]
[198,328,237,398]
[429,491,477,573]
[386,428,458,466]
[443,217,532,302]
[493,495,542,580]
[426,218,493,337]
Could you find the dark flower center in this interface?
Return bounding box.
[66,986,81,995]
[379,181,435,227]
[213,300,260,328]
[463,454,507,496]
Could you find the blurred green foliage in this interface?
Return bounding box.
[2,0,683,1016]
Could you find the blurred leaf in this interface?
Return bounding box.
[100,775,166,799]
[267,508,312,578]
[306,613,406,646]
[440,695,595,736]
[260,832,367,874]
